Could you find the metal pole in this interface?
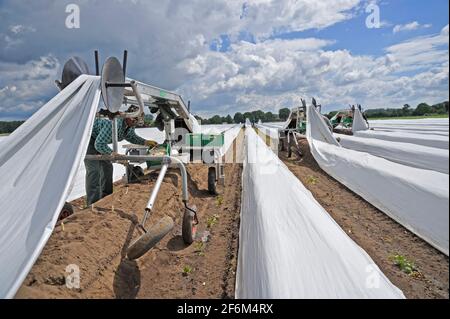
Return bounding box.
[145,163,168,211]
[141,163,169,226]
[112,117,119,153]
[129,81,145,116]
[86,154,165,161]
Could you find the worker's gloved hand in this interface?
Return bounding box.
[144,140,158,148]
[110,152,128,166]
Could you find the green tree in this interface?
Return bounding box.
[233,112,244,123]
[402,104,412,116]
[225,114,233,124]
[264,111,276,122]
[252,110,265,122]
[0,121,25,134]
[243,112,254,123]
[279,108,290,121]
[209,115,223,124]
[413,103,433,116]
[431,102,448,114]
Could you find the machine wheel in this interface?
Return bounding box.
[182,206,197,245]
[127,216,174,260]
[58,202,74,221]
[208,167,218,195]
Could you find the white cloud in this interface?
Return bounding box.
[0,56,60,118]
[386,25,449,72]
[236,0,360,39]
[0,0,362,118]
[393,21,432,34]
[177,27,448,116]
[8,25,36,34]
[0,1,448,119]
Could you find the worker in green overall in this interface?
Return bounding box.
[85,105,157,206]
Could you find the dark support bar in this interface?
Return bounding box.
[106,82,132,88]
[123,50,128,76]
[94,50,99,76]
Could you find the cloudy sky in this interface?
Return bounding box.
[0,0,448,120]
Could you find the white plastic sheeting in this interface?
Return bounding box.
[356,117,450,147]
[254,123,280,153]
[254,123,280,140]
[260,121,285,129]
[215,124,243,157]
[336,134,449,174]
[307,105,449,255]
[0,75,102,298]
[368,118,449,132]
[0,136,7,146]
[200,124,237,133]
[352,108,369,132]
[369,125,449,137]
[370,125,448,133]
[236,125,404,299]
[354,130,449,149]
[268,112,295,130]
[369,118,449,125]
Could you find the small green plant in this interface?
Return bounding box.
[182,265,193,276]
[390,254,417,275]
[216,195,224,206]
[194,241,205,256]
[306,175,318,185]
[206,214,219,228]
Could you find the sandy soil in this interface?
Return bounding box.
[14,127,448,299]
[282,138,449,299]
[16,131,244,299]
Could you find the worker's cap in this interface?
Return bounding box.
[127,104,140,114]
[126,105,144,126]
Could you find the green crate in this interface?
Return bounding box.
[297,121,307,133]
[186,133,224,147]
[202,134,224,147]
[187,134,202,147]
[343,117,353,125]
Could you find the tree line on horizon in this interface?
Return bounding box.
[1,101,448,134]
[197,101,449,124]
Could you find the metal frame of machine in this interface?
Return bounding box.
[330,104,368,130]
[57,50,224,260]
[278,99,306,158]
[278,98,332,158]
